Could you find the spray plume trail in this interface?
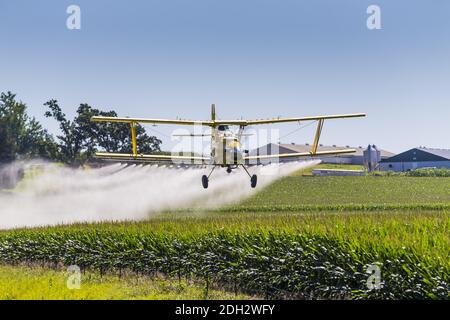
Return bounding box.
[0,160,319,229]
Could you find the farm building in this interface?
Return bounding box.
[379,147,450,171]
[249,143,395,165]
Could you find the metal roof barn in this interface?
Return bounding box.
[249,143,395,165]
[379,147,450,171]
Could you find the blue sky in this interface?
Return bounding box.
[0,0,449,153]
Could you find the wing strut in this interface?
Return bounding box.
[131,121,137,156]
[311,119,324,155]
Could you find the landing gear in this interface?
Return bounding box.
[202,175,209,189]
[250,174,257,188]
[202,165,257,188]
[241,165,258,188]
[202,166,216,189]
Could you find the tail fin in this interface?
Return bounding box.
[211,103,216,122]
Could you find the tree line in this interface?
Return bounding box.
[0,91,162,165]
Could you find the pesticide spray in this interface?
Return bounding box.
[0,160,319,229]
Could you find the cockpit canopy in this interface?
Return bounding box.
[217,125,229,131]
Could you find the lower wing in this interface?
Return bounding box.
[95,152,210,164]
[243,149,356,161]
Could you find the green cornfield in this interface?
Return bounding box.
[1,210,448,299]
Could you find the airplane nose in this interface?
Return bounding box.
[224,148,242,165]
[233,148,242,164]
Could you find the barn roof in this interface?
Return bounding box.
[417,147,450,159]
[279,144,395,158]
[251,143,395,158]
[380,147,450,163]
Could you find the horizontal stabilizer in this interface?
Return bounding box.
[172,133,212,137]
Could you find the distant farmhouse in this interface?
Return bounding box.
[249,143,395,165]
[379,147,450,171]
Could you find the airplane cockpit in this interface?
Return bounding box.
[217,125,229,131]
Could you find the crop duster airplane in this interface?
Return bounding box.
[91,105,365,189]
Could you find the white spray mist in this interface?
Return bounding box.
[0,160,319,229]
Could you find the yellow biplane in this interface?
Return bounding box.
[91,105,365,188]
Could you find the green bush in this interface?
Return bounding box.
[406,168,450,177]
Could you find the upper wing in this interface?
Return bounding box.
[92,113,365,127]
[242,113,366,125]
[91,116,213,126]
[243,149,356,161]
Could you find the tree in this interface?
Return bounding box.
[44,100,162,164]
[0,92,162,165]
[19,117,58,160]
[0,92,57,162]
[44,100,83,164]
[73,104,162,156]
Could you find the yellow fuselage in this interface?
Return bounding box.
[211,127,244,166]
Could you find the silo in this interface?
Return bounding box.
[364,144,381,172]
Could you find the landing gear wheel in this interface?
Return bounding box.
[250,174,257,188]
[202,175,209,189]
[226,166,232,174]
